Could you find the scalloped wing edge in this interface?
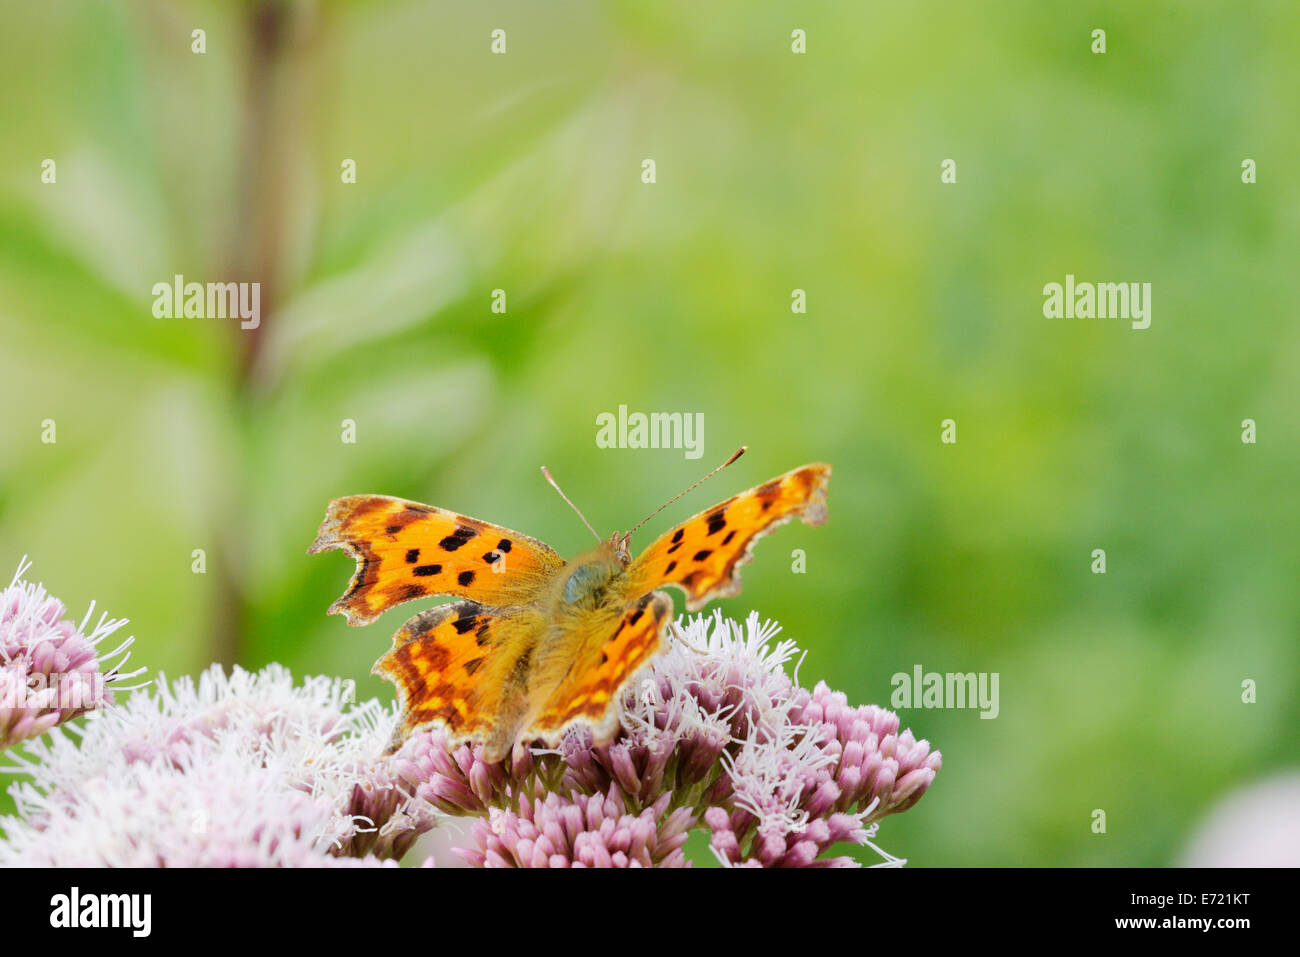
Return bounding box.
[671,463,830,611]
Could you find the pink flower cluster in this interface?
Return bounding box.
[706,684,942,867]
[379,611,941,867]
[0,558,140,751]
[457,787,695,868]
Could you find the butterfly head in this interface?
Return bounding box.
[611,531,633,566]
[561,543,625,608]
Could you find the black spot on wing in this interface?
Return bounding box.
[458,570,476,587]
[721,530,736,546]
[452,615,478,635]
[405,548,420,563]
[693,549,712,562]
[497,538,512,553]
[413,564,441,577]
[706,509,727,536]
[438,525,479,552]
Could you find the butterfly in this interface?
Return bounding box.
[308,449,830,761]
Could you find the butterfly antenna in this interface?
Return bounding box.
[541,466,603,544]
[625,446,747,537]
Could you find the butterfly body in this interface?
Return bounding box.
[557,542,625,608]
[311,462,830,760]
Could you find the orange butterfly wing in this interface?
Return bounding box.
[308,495,564,625]
[523,591,674,747]
[622,463,831,610]
[372,599,539,758]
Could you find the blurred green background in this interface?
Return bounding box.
[1,0,1297,866]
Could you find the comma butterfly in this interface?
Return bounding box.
[309,449,830,760]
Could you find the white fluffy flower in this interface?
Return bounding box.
[0,664,427,866]
[0,734,373,867]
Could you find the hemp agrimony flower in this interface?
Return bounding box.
[0,664,431,866]
[0,558,142,751]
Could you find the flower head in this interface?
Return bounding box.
[456,785,695,868]
[1,664,438,865]
[1,733,390,867]
[0,557,142,750]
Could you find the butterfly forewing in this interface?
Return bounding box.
[622,463,831,610]
[309,494,564,625]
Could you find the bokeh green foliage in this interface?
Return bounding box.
[1,0,1296,866]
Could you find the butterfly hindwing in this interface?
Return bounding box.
[308,495,564,625]
[372,600,541,757]
[523,591,673,746]
[623,463,831,610]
